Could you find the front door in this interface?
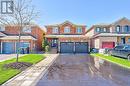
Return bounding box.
[121,37,126,44]
[51,38,58,48]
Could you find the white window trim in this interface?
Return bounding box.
[64,26,70,33]
[76,27,82,34]
[52,27,59,34]
[23,27,32,33]
[0,26,5,31]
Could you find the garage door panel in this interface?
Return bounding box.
[102,42,115,48]
[60,42,74,53]
[75,42,88,53]
[2,42,15,54]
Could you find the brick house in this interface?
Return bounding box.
[86,17,130,49]
[45,21,89,53]
[0,24,45,54]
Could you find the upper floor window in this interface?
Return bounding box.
[64,26,70,33]
[76,27,82,34]
[23,27,31,33]
[116,25,121,32]
[0,26,5,31]
[52,27,59,34]
[104,28,107,32]
[124,25,129,32]
[95,27,100,32]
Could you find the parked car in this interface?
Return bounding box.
[109,45,130,60]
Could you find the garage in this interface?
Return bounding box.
[2,42,15,54]
[75,42,89,53]
[102,42,115,48]
[60,42,74,53]
[60,42,89,53]
[16,42,30,54]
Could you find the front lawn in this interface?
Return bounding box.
[91,53,130,68]
[0,54,45,85]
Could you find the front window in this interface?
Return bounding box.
[116,25,121,32]
[95,27,100,32]
[52,27,59,34]
[76,27,82,33]
[64,26,70,33]
[128,38,130,43]
[0,26,5,31]
[104,28,107,32]
[124,25,129,32]
[23,27,31,33]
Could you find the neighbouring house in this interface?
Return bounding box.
[45,21,89,53]
[0,24,45,54]
[86,17,130,49]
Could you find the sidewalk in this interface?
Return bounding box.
[2,54,59,86]
[0,54,25,62]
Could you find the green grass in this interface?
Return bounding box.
[91,53,130,69]
[0,54,45,85]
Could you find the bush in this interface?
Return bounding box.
[45,45,50,52]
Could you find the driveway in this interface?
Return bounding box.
[0,54,25,62]
[36,54,130,86]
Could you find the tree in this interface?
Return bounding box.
[0,0,39,62]
[42,37,49,50]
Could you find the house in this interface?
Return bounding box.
[0,24,45,54]
[45,21,89,53]
[86,17,130,49]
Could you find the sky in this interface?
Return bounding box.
[32,0,130,29]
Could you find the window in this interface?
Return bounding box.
[52,27,59,34]
[128,38,130,43]
[124,25,129,32]
[116,25,121,32]
[0,26,5,31]
[23,27,31,33]
[95,27,100,32]
[104,28,107,32]
[76,27,82,33]
[64,26,70,33]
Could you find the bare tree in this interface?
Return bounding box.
[0,0,39,62]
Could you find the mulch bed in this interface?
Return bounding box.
[4,62,33,71]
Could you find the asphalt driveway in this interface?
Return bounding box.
[36,54,130,86]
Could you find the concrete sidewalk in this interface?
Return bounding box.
[0,54,25,62]
[2,54,59,86]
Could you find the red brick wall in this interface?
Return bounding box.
[3,25,45,51]
[46,22,86,35]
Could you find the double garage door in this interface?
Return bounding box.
[60,42,89,53]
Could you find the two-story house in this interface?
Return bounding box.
[45,21,89,53]
[0,24,45,54]
[86,17,130,49]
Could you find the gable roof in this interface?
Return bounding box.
[112,17,130,25]
[45,21,86,27]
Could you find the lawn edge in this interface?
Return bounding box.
[0,54,45,85]
[90,54,130,69]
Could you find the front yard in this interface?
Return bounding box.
[0,54,45,85]
[91,53,130,68]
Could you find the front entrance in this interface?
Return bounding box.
[51,38,58,48]
[121,37,126,44]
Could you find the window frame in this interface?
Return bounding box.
[64,26,70,33]
[76,27,82,34]
[95,27,101,32]
[116,25,121,32]
[52,27,59,34]
[22,27,32,33]
[0,26,5,31]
